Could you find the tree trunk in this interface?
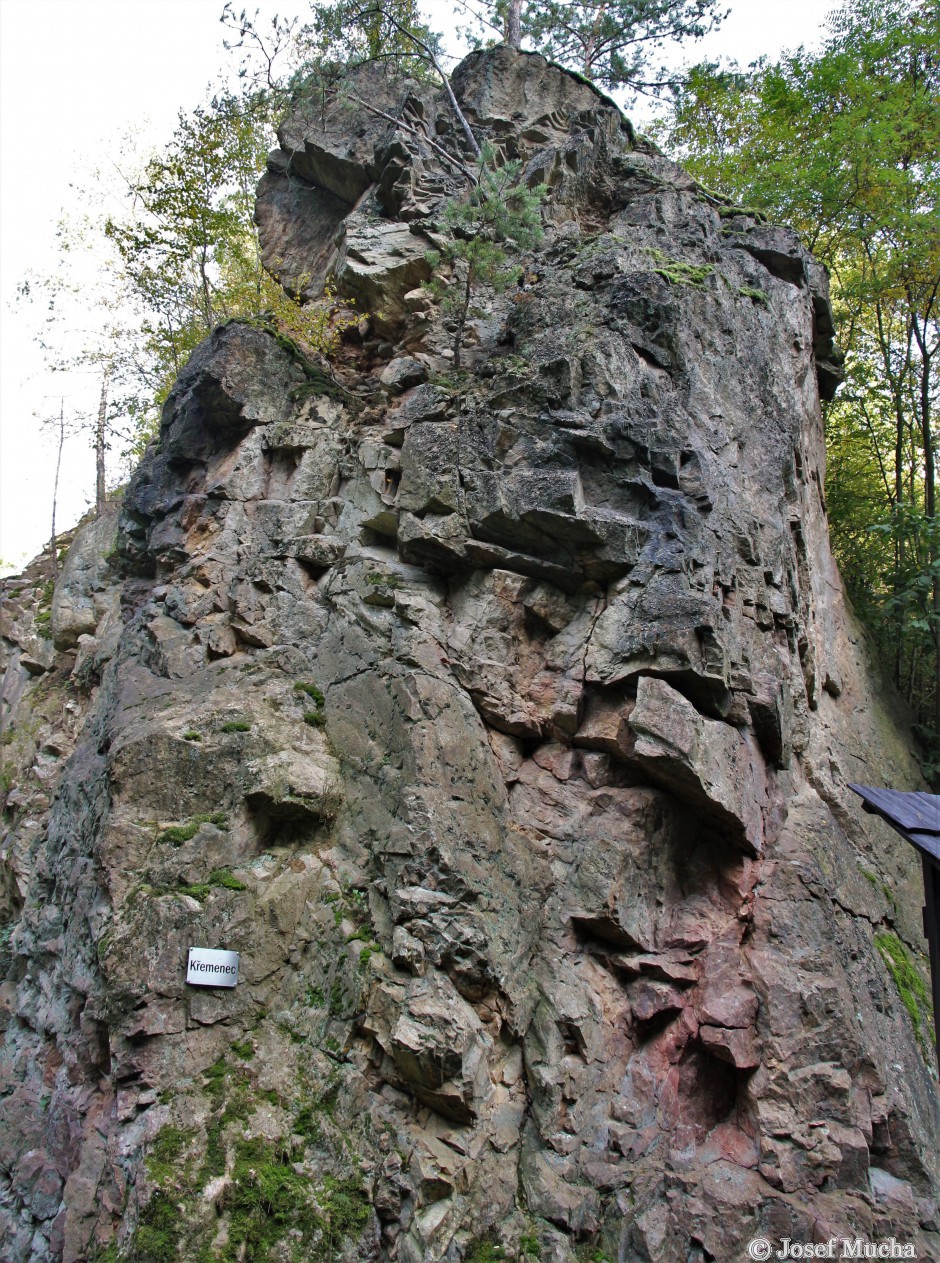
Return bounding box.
[50,399,65,582]
[911,311,939,734]
[453,271,473,373]
[507,0,522,49]
[95,371,109,518]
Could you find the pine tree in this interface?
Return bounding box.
[427,146,545,369]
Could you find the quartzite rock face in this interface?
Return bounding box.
[1,47,938,1263]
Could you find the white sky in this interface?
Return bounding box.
[0,0,838,573]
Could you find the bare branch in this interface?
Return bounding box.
[344,92,477,184]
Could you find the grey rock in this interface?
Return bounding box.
[0,43,937,1263]
[628,675,766,853]
[379,356,428,394]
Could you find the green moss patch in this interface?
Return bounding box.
[519,1229,542,1258]
[222,1137,319,1262]
[294,681,327,728]
[145,1125,196,1187]
[221,720,251,733]
[294,680,325,704]
[171,870,245,902]
[219,1138,369,1263]
[875,931,935,1056]
[645,247,713,287]
[158,812,228,845]
[717,203,770,222]
[127,1065,365,1262]
[133,1190,184,1262]
[466,1236,507,1262]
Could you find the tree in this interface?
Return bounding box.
[15,218,146,515]
[464,0,725,95]
[657,0,940,750]
[507,0,522,48]
[104,89,275,409]
[222,0,443,91]
[17,74,363,528]
[427,145,545,369]
[223,2,480,161]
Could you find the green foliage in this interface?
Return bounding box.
[238,276,364,362]
[87,1243,120,1263]
[132,1191,183,1262]
[519,1229,542,1257]
[216,1132,368,1263]
[645,247,713,287]
[183,730,202,742]
[466,1236,506,1262]
[230,1039,255,1059]
[296,679,327,727]
[145,1126,195,1185]
[90,84,358,447]
[158,812,227,845]
[299,0,444,82]
[294,680,325,705]
[224,0,444,98]
[874,931,935,1057]
[515,0,723,95]
[319,1173,371,1242]
[657,0,940,757]
[221,720,251,733]
[428,145,545,369]
[174,868,246,901]
[222,1137,318,1261]
[209,868,248,892]
[175,882,212,901]
[328,978,347,1016]
[204,1056,232,1101]
[103,91,274,412]
[574,1247,612,1263]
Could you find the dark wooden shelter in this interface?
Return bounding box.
[849,784,940,1069]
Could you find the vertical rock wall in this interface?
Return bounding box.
[1,48,937,1263]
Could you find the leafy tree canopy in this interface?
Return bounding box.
[222,0,446,98]
[657,0,940,752]
[466,0,725,95]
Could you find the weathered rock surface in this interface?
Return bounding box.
[1,47,937,1263]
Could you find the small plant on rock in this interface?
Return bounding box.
[295,680,327,728]
[426,144,545,371]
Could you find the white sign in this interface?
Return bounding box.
[186,947,240,988]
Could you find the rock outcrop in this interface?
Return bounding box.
[1,47,938,1263]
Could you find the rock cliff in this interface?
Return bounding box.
[1,47,938,1263]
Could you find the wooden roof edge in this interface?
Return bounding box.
[848,783,940,865]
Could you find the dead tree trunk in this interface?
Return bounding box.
[95,371,109,517]
[49,399,65,581]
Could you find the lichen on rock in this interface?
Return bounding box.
[0,45,937,1263]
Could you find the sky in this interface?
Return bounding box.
[0,0,839,574]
